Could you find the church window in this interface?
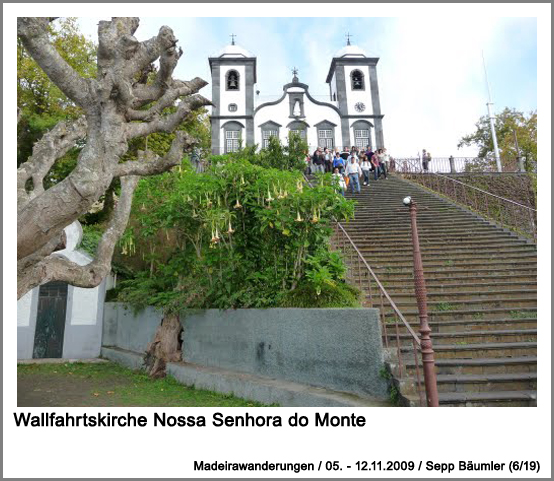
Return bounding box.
[354,129,370,150]
[289,129,306,140]
[225,130,241,153]
[228,103,238,112]
[226,70,240,90]
[318,129,334,149]
[262,129,278,149]
[351,70,365,90]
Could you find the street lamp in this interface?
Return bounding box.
[403,196,440,407]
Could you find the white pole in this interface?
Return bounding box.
[482,51,502,172]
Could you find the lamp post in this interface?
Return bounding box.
[403,196,440,407]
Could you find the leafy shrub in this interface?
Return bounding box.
[116,150,355,311]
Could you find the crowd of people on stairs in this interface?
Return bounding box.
[307,145,393,196]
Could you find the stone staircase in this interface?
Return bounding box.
[342,175,537,406]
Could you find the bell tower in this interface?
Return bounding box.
[209,36,257,154]
[326,36,384,150]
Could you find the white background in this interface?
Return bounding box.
[4,3,551,478]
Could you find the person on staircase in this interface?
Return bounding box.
[340,146,350,164]
[371,150,380,181]
[360,154,372,186]
[312,147,325,174]
[345,155,362,194]
[377,148,388,179]
[324,147,333,173]
[333,150,345,174]
[332,167,347,196]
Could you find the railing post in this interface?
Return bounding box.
[404,197,439,407]
[449,155,456,173]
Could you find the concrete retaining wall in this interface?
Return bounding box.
[103,304,388,398]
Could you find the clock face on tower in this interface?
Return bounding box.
[354,102,366,113]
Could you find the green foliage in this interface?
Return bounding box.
[80,224,103,256]
[279,280,360,308]
[458,108,537,172]
[210,133,308,172]
[18,18,97,166]
[434,302,454,312]
[116,150,356,311]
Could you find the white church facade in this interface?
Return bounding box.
[209,40,385,155]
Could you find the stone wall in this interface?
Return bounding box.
[102,304,389,398]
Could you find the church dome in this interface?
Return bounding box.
[216,43,255,58]
[334,44,367,58]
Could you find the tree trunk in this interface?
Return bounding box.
[143,312,183,378]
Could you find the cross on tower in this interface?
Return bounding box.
[230,33,236,45]
[292,67,299,83]
[346,32,352,46]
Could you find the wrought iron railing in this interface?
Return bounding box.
[394,156,523,174]
[304,174,427,406]
[401,172,537,242]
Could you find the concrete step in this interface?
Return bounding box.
[402,356,537,377]
[391,297,537,311]
[358,249,537,262]
[345,239,533,251]
[411,341,537,360]
[384,317,538,334]
[387,329,537,345]
[382,289,537,304]
[384,282,537,293]
[377,274,537,287]
[370,266,537,278]
[385,307,537,322]
[166,361,391,408]
[101,347,391,407]
[437,390,537,407]
[436,373,537,393]
[366,257,537,269]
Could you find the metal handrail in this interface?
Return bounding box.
[432,172,537,212]
[334,222,421,343]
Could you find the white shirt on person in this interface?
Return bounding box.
[345,161,362,176]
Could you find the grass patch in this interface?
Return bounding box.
[509,310,537,320]
[17,361,270,407]
[434,302,454,312]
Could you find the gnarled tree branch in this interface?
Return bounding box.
[127,77,208,120]
[126,94,212,139]
[17,176,139,298]
[17,17,210,297]
[17,117,87,208]
[114,131,197,177]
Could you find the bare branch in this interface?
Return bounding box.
[126,94,212,139]
[124,26,178,79]
[114,131,196,177]
[17,117,87,207]
[97,17,140,74]
[17,18,93,108]
[128,77,208,120]
[17,176,139,298]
